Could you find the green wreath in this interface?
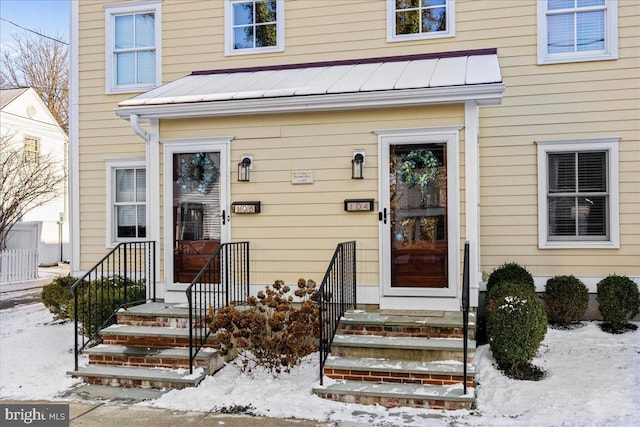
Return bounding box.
[397,148,440,189]
[177,153,219,194]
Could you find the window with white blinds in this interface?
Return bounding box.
[537,0,617,64]
[106,159,147,246]
[536,138,619,249]
[105,1,161,93]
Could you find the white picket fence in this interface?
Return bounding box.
[0,249,39,284]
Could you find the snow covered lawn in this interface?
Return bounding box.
[1,302,639,426]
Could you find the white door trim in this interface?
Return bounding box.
[161,137,232,292]
[375,126,462,305]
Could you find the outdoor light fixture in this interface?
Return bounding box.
[238,156,252,182]
[352,150,365,179]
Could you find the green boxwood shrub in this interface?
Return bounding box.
[596,275,640,334]
[544,275,589,327]
[41,276,78,319]
[486,282,547,380]
[486,262,535,293]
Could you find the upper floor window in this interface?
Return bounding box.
[537,0,618,64]
[224,0,285,55]
[536,138,619,249]
[105,1,162,94]
[23,136,40,164]
[387,0,455,42]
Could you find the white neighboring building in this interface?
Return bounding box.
[0,87,69,265]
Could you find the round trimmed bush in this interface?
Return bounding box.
[544,275,588,327]
[486,283,547,379]
[596,275,640,333]
[486,262,535,293]
[41,275,78,319]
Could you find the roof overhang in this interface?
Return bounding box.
[115,49,505,121]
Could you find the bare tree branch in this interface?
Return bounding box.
[0,135,66,249]
[0,31,69,133]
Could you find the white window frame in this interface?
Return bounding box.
[224,0,285,56]
[536,138,620,249]
[23,135,40,164]
[104,1,162,94]
[387,0,455,42]
[537,0,618,65]
[106,158,147,247]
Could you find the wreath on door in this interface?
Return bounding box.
[176,153,219,194]
[397,148,440,189]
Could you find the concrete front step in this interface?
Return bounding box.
[339,310,476,340]
[312,380,474,410]
[331,334,475,363]
[100,324,218,348]
[67,365,207,389]
[116,302,194,328]
[84,344,224,374]
[323,356,474,388]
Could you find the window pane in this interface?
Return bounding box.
[548,196,576,236]
[548,0,574,10]
[137,206,146,238]
[233,2,253,25]
[578,152,606,192]
[255,1,276,23]
[579,196,606,236]
[548,13,575,53]
[577,0,604,7]
[548,153,576,193]
[115,15,134,49]
[422,0,446,6]
[396,0,420,9]
[234,27,254,49]
[137,51,156,84]
[256,24,277,47]
[135,13,155,47]
[422,7,446,32]
[577,11,604,51]
[136,169,146,202]
[116,169,134,202]
[117,206,136,237]
[116,52,135,85]
[396,10,420,35]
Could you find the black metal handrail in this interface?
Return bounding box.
[186,241,249,374]
[462,240,471,395]
[318,241,356,385]
[72,241,156,371]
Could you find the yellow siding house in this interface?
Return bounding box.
[70,0,639,311]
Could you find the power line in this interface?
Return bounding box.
[0,17,69,46]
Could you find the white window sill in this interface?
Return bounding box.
[539,241,620,250]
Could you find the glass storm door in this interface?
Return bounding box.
[172,151,222,283]
[381,135,457,298]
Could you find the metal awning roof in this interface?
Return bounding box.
[116,49,504,120]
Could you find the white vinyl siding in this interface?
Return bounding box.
[105,1,162,93]
[537,0,618,64]
[536,138,620,249]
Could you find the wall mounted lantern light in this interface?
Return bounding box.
[238,155,252,182]
[352,150,365,180]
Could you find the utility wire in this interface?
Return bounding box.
[0,17,69,45]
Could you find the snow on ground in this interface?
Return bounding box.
[1,302,639,426]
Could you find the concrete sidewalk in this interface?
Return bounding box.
[1,399,359,426]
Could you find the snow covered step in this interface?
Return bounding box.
[84,344,224,374]
[339,310,476,340]
[116,302,191,328]
[330,334,475,363]
[100,325,218,348]
[313,380,474,410]
[323,356,474,388]
[67,365,207,390]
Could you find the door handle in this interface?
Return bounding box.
[379,208,387,224]
[222,210,226,225]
